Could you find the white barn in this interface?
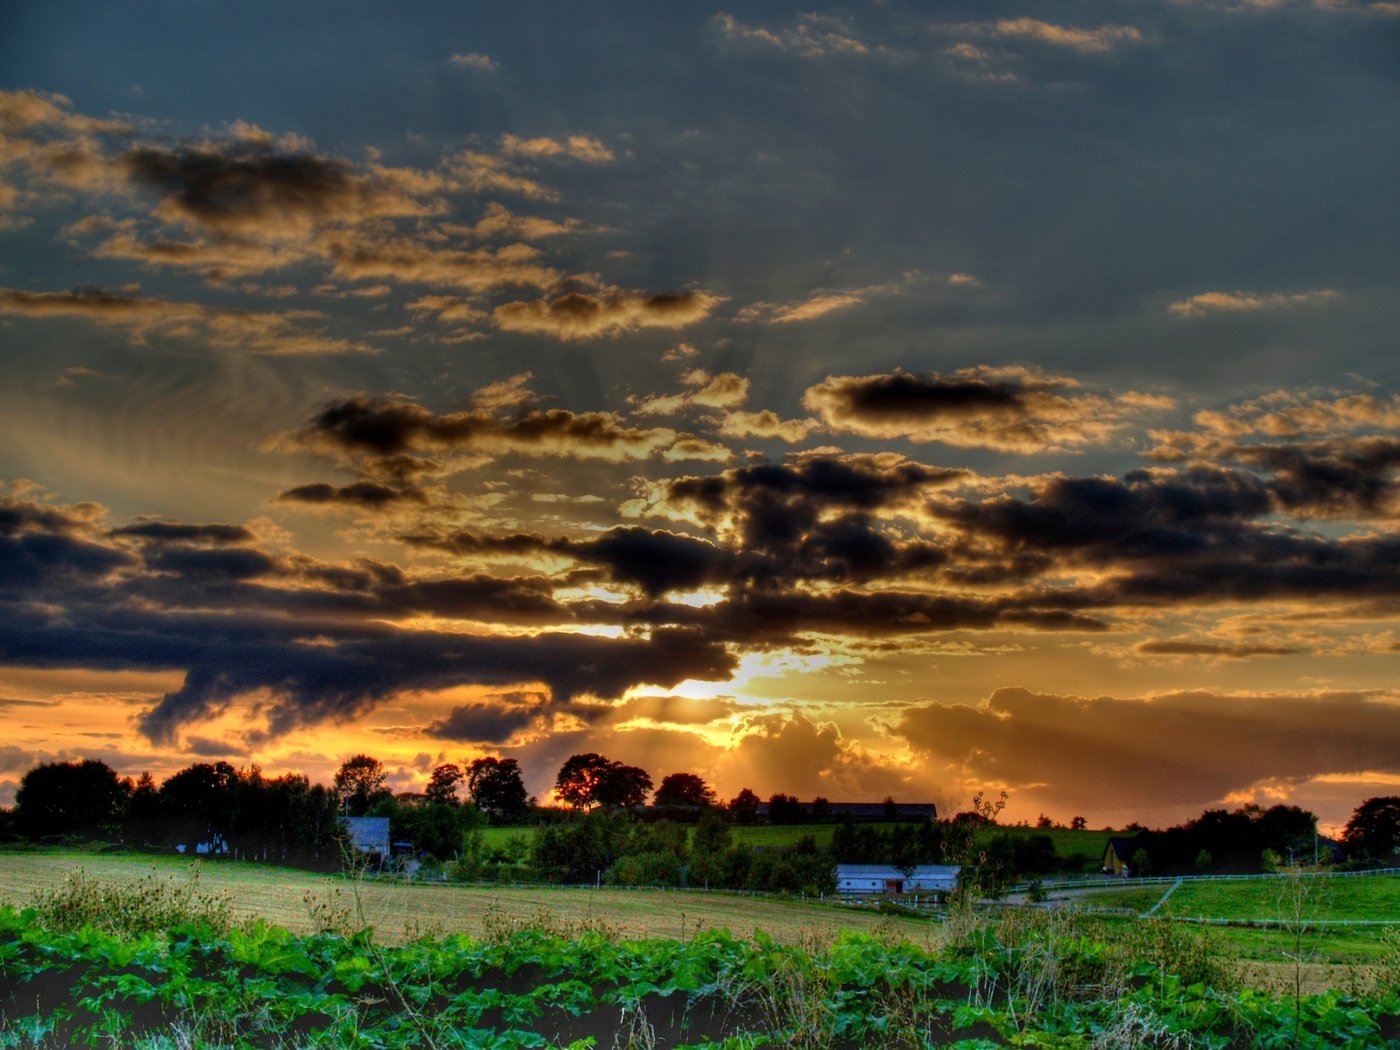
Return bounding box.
[835,863,960,895]
[342,816,391,859]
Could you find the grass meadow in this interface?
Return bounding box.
[0,850,933,947]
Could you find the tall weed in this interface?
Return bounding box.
[28,865,232,937]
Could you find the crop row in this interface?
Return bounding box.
[2,906,1400,1048]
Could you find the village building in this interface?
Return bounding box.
[1101,836,1139,877]
[341,816,391,863]
[835,863,960,895]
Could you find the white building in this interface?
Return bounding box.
[835,863,960,895]
[341,816,391,860]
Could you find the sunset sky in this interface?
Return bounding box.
[2,1,1399,832]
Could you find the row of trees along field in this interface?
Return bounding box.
[5,752,1400,888]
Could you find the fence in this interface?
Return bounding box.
[1021,867,1400,894]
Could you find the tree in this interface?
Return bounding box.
[554,753,614,810]
[1070,816,1088,831]
[465,757,529,822]
[595,763,653,809]
[554,754,651,810]
[160,761,241,839]
[768,793,803,824]
[653,772,717,810]
[15,759,129,839]
[334,754,390,816]
[425,764,464,805]
[1344,796,1400,860]
[689,812,733,888]
[729,788,761,824]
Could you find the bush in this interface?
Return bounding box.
[29,865,233,937]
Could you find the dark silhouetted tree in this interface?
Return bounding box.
[554,754,650,810]
[554,753,614,810]
[729,788,761,824]
[595,763,652,809]
[334,754,390,816]
[465,757,530,822]
[15,759,128,839]
[1070,816,1088,831]
[768,793,803,824]
[425,763,464,805]
[653,772,717,810]
[1344,797,1400,860]
[160,761,241,843]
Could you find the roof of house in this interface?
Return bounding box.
[1104,836,1139,861]
[342,816,391,851]
[835,864,960,878]
[836,864,908,878]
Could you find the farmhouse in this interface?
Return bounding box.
[341,816,391,862]
[835,863,960,895]
[1101,836,1139,877]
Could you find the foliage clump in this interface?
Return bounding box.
[28,865,233,937]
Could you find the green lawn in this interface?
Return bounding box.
[1070,872,1400,925]
[972,825,1114,870]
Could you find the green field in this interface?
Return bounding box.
[1056,873,1400,970]
[479,820,1113,867]
[0,850,932,947]
[1067,872,1400,924]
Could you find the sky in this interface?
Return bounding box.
[1,1,1398,832]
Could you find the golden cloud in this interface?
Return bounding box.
[493,289,721,340]
[1168,288,1340,317]
[993,18,1145,52]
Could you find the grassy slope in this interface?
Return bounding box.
[480,822,1114,867]
[0,851,935,948]
[1062,873,1400,967]
[1067,873,1400,924]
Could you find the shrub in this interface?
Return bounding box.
[29,865,233,937]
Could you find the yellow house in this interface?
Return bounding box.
[1101,836,1138,877]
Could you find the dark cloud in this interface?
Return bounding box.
[638,454,962,586]
[143,545,279,581]
[424,697,541,743]
[930,464,1400,606]
[1235,438,1400,520]
[803,367,1169,451]
[185,735,249,757]
[297,395,680,462]
[932,467,1273,557]
[1135,640,1302,659]
[121,143,434,236]
[0,745,36,775]
[276,481,423,509]
[111,522,255,544]
[0,531,133,590]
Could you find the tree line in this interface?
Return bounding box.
[7,753,1400,888]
